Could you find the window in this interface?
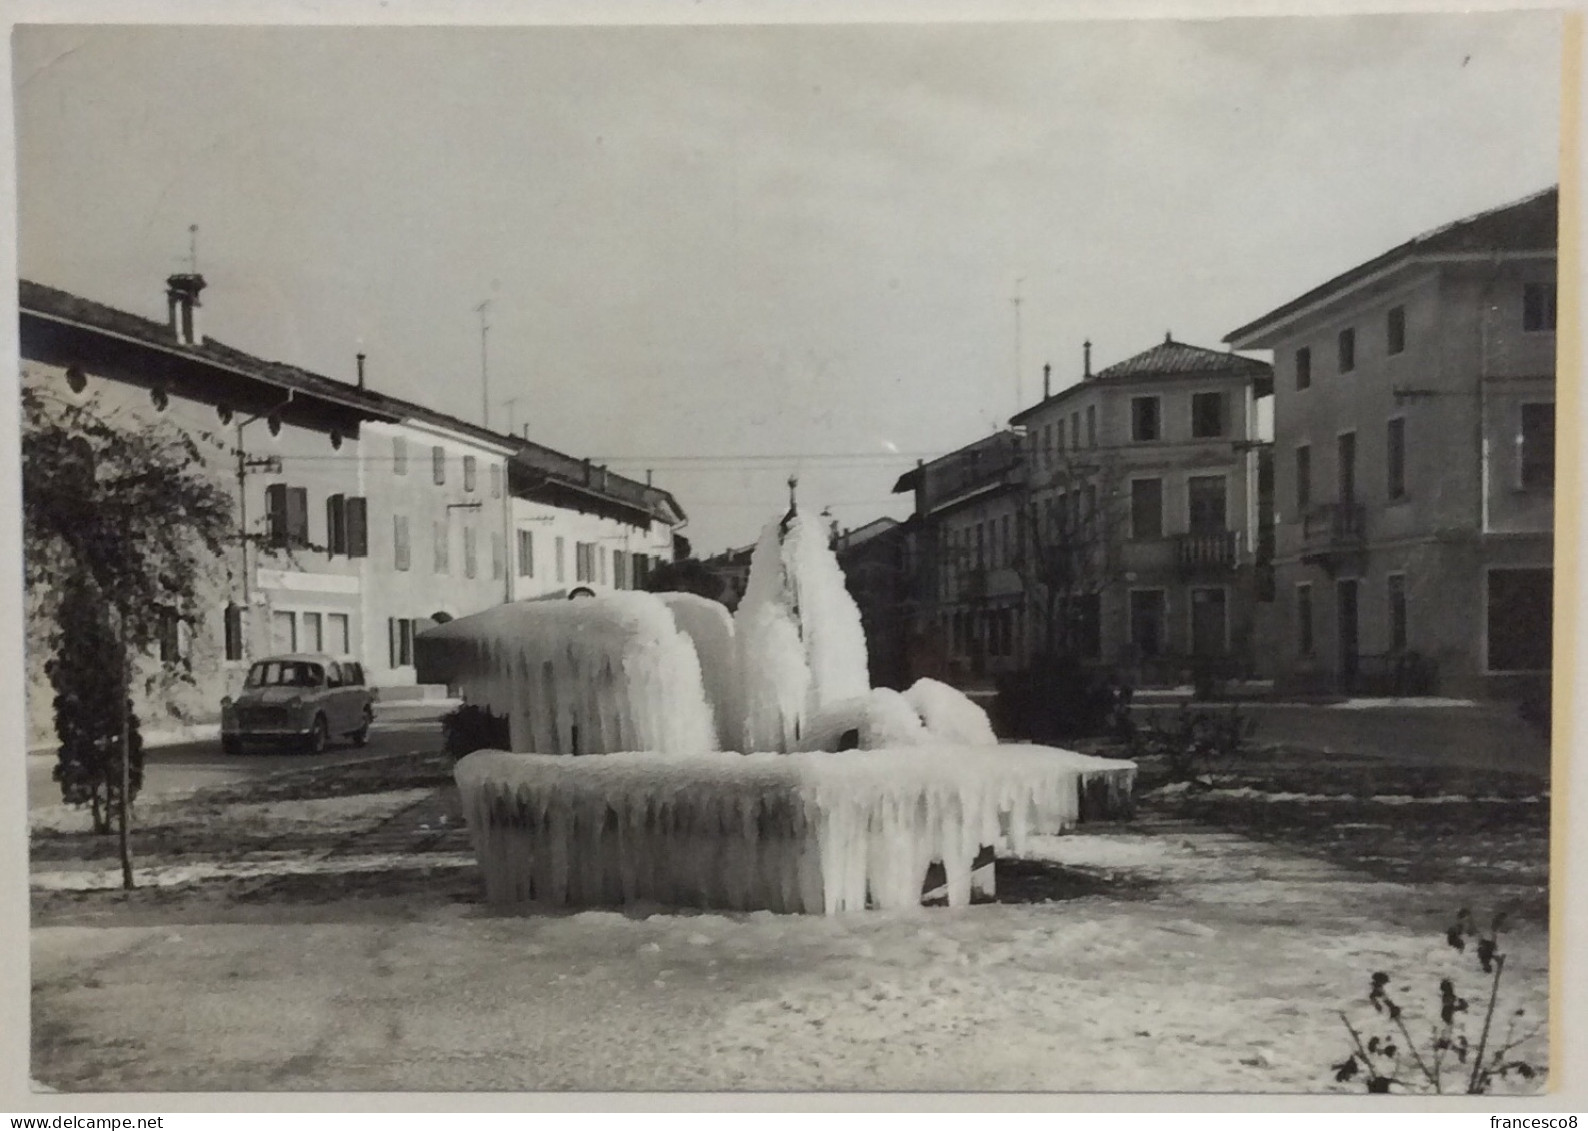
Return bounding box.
[1296,584,1314,656]
[271,610,297,654]
[490,464,502,499]
[517,529,535,577]
[1387,418,1407,500]
[388,617,415,668]
[1296,445,1312,512]
[1520,402,1555,490]
[975,524,985,570]
[463,456,477,493]
[393,515,411,572]
[302,611,323,653]
[1129,589,1167,658]
[1388,574,1407,653]
[1338,327,1356,373]
[1131,396,1161,442]
[1086,405,1097,448]
[598,546,609,586]
[614,551,630,590]
[324,496,368,557]
[432,445,446,485]
[633,553,650,588]
[1295,347,1312,391]
[1000,514,1011,566]
[1187,476,1228,533]
[1487,568,1552,672]
[327,612,350,655]
[1131,478,1163,540]
[1387,306,1406,355]
[556,537,566,583]
[223,604,245,662]
[264,484,309,548]
[326,495,347,556]
[576,541,595,582]
[393,436,407,475]
[491,532,504,580]
[1523,282,1556,332]
[1191,392,1225,439]
[464,527,478,579]
[1338,431,1357,504]
[434,521,450,573]
[1071,412,1080,449]
[1053,420,1064,454]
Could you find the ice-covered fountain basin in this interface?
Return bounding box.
[456,745,1136,914]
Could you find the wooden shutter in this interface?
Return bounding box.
[265,483,288,545]
[388,617,399,668]
[286,487,309,546]
[326,494,346,556]
[345,497,369,558]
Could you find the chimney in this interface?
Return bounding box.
[1043,363,1051,400]
[1083,340,1092,379]
[646,469,653,487]
[165,274,207,346]
[356,352,367,390]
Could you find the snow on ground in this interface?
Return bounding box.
[1146,783,1547,805]
[1328,698,1480,710]
[31,851,480,892]
[30,824,1550,1094]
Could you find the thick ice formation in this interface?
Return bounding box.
[734,515,870,753]
[415,591,718,756]
[905,678,1000,746]
[655,592,740,750]
[456,746,1136,913]
[434,508,1138,915]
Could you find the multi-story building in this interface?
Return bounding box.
[19,275,686,744]
[506,444,682,601]
[891,431,1029,687]
[1008,339,1273,684]
[1225,186,1557,699]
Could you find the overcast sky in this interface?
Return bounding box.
[14,13,1561,554]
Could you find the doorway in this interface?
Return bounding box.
[1337,578,1360,692]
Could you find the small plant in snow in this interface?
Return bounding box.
[1331,910,1543,1094]
[1130,703,1252,784]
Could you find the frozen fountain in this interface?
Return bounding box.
[421,502,1135,914]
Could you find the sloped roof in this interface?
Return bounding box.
[1225,186,1558,347]
[20,277,685,525]
[1093,336,1274,381]
[1009,336,1272,424]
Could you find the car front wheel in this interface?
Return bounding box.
[304,714,329,756]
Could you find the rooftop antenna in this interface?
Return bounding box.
[474,300,491,429]
[1012,277,1025,417]
[501,395,523,437]
[187,224,199,275]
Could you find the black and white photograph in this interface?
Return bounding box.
[4,4,1577,1103]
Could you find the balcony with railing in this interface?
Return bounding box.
[1173,529,1242,576]
[1300,502,1367,571]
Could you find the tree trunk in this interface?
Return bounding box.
[118,608,134,891]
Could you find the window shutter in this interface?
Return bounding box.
[224,604,244,661]
[286,487,309,546]
[326,494,346,556]
[389,617,399,668]
[346,497,369,558]
[265,483,288,545]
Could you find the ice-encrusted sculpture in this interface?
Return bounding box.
[427,510,1135,913]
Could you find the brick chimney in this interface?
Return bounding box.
[166,274,206,346]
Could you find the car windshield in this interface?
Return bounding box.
[245,661,324,688]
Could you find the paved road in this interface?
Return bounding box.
[27,707,449,811]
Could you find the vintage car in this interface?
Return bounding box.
[221,653,376,755]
